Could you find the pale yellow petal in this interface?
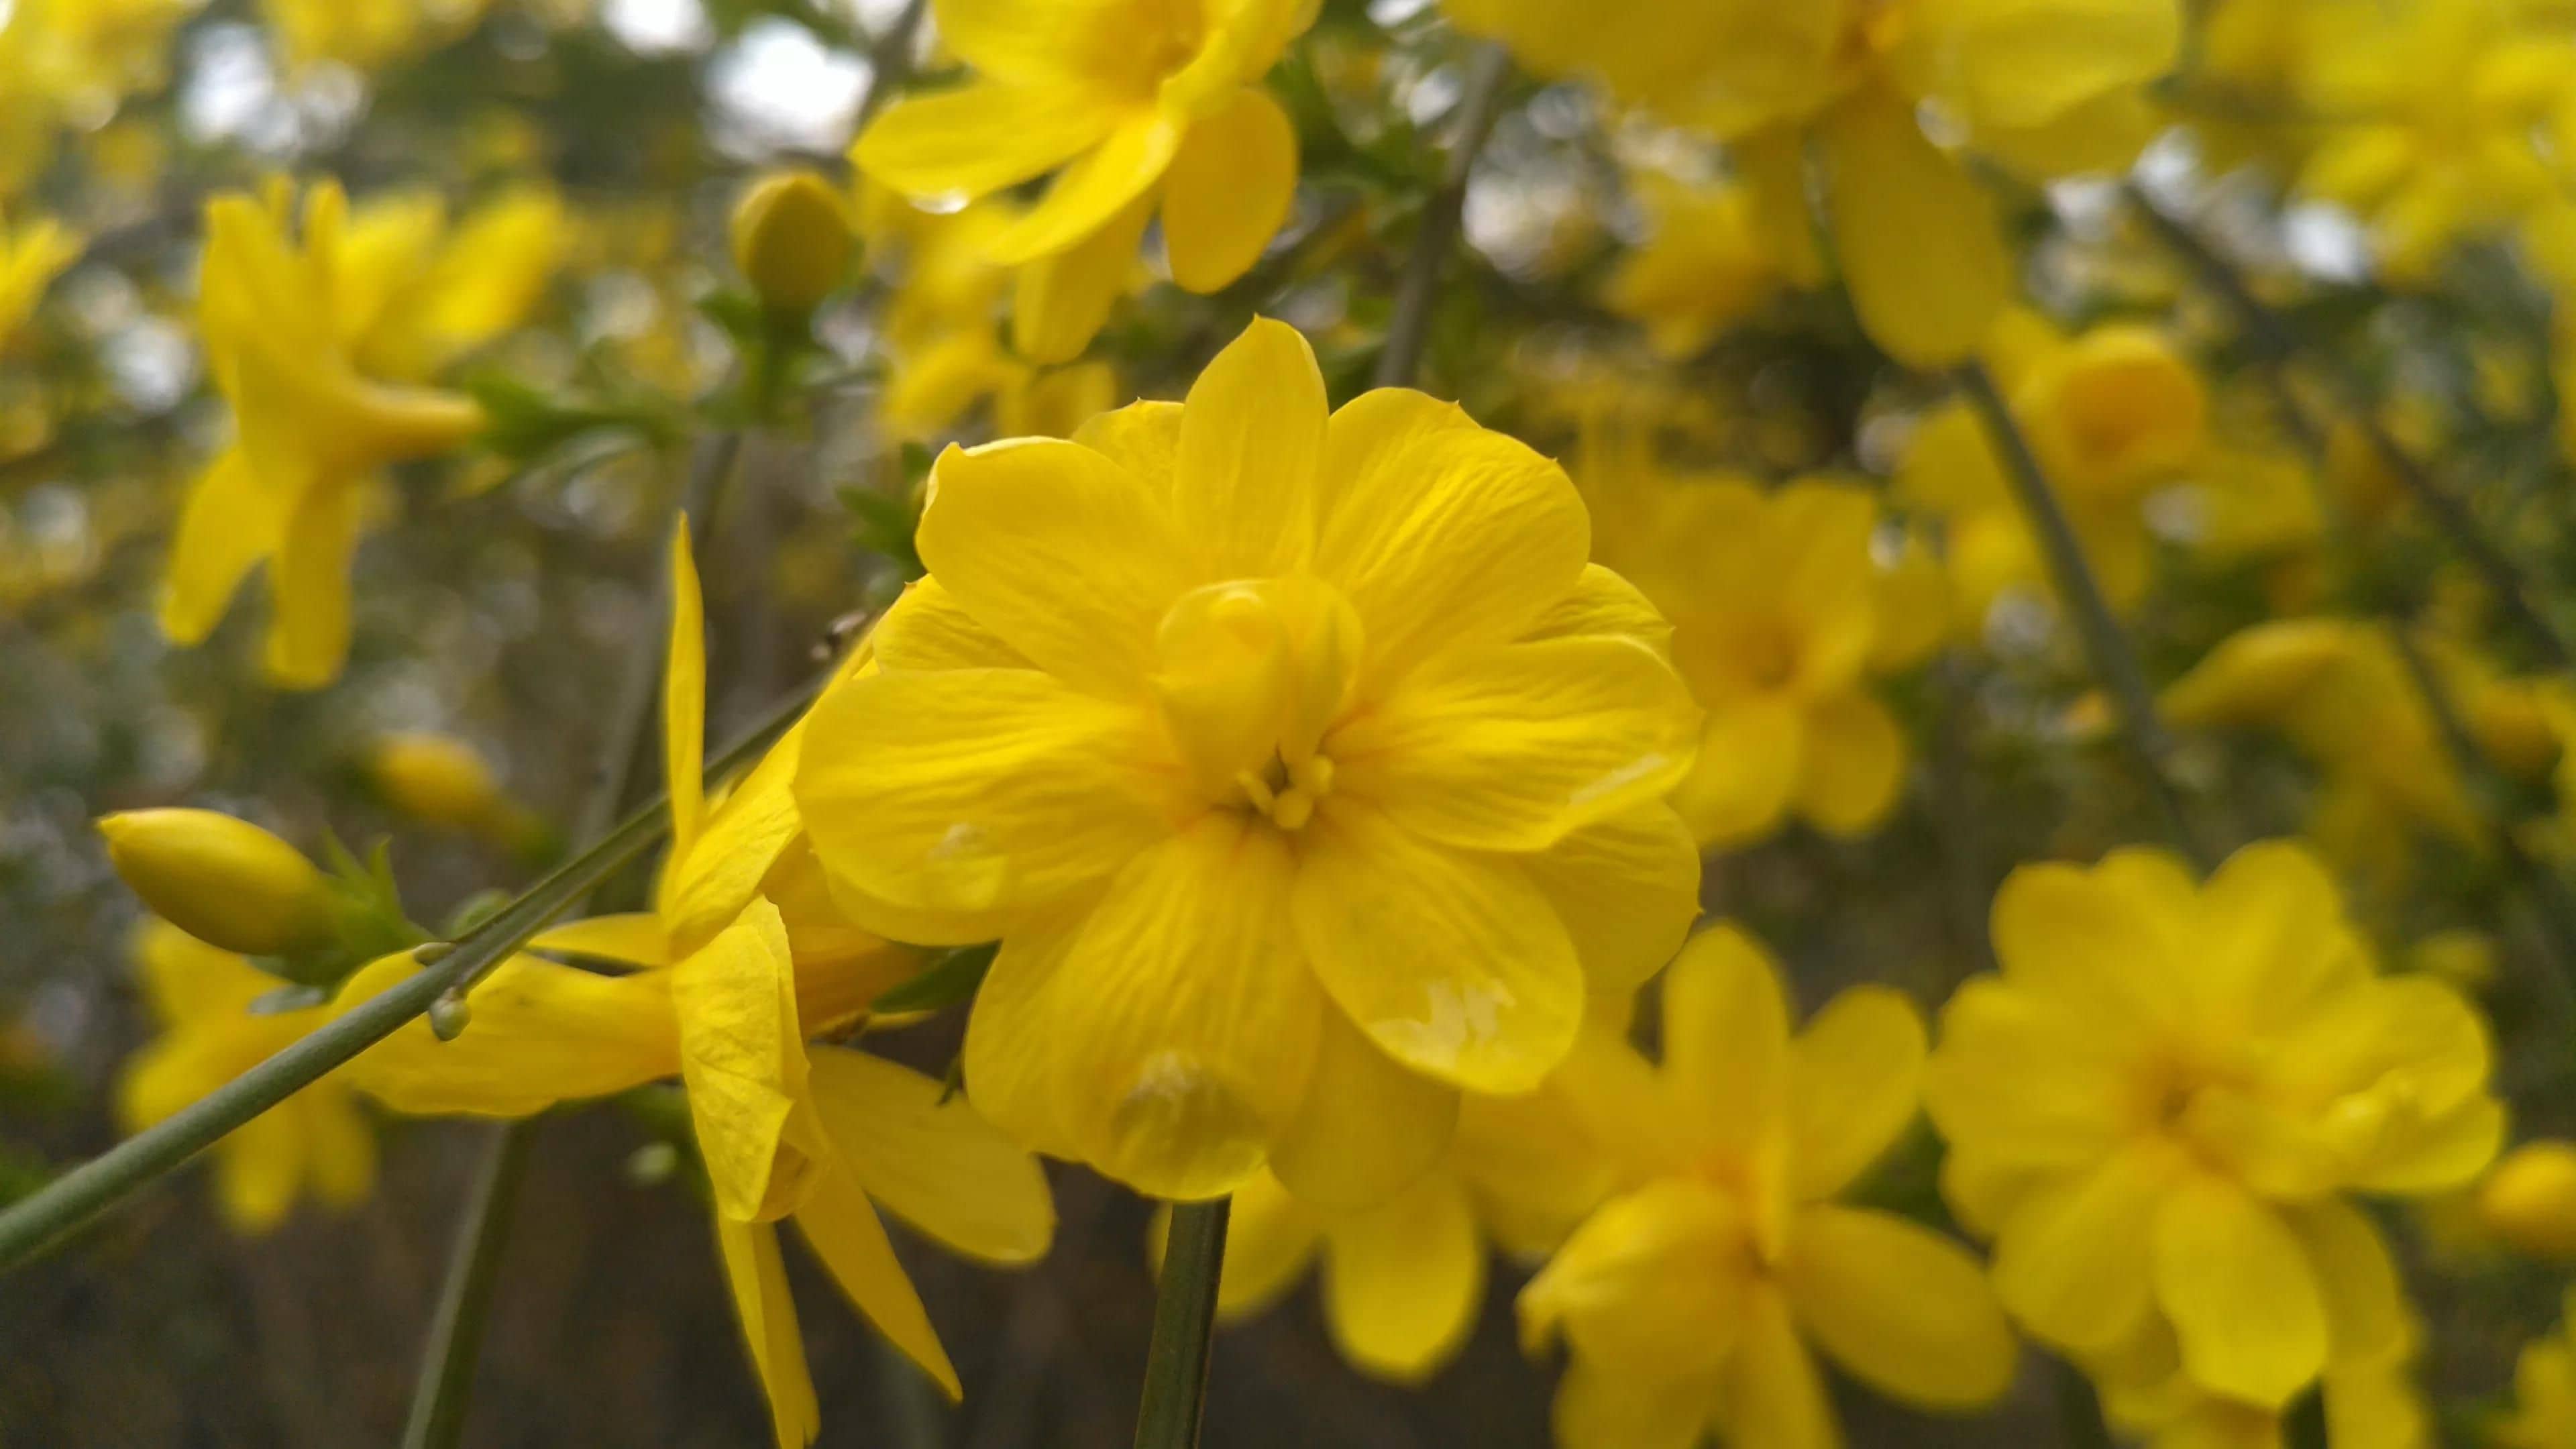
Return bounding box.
[1990,1142,2173,1352]
[1670,694,1805,848]
[665,517,707,861]
[960,896,1090,1159]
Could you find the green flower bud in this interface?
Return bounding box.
[97,809,338,957]
[730,170,856,313]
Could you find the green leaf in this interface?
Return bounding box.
[870,943,998,1015]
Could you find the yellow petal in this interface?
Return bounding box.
[668,734,812,951]
[1293,800,1583,1093]
[1783,1203,2016,1409]
[1990,1142,2171,1351]
[1550,1358,1717,1449]
[263,478,364,690]
[915,436,1194,692]
[672,898,806,1223]
[712,1218,822,1448]
[1011,190,1155,365]
[1320,1171,1486,1383]
[873,577,1031,672]
[1988,856,2186,1031]
[806,1046,1054,1265]
[1334,635,1699,852]
[1190,1168,1324,1318]
[791,1161,962,1399]
[1051,811,1323,1200]
[795,667,1169,927]
[665,517,707,861]
[853,80,1116,199]
[2351,1093,2504,1194]
[1818,83,2011,370]
[1923,977,2127,1166]
[961,896,1091,1159]
[2194,839,2367,1027]
[1662,924,1790,1164]
[2285,1198,2406,1366]
[1670,694,1804,848]
[1519,563,1674,656]
[1719,1281,1839,1449]
[529,913,672,967]
[1793,691,1908,837]
[1173,317,1326,578]
[1269,1007,1460,1211]
[1071,398,1183,496]
[2153,1172,2329,1409]
[1162,87,1297,292]
[1518,1179,1747,1374]
[1316,388,1590,688]
[338,953,678,1118]
[931,0,1139,87]
[303,1090,377,1208]
[1517,803,1701,991]
[213,1106,306,1233]
[1887,0,2182,131]
[1789,984,1926,1200]
[159,451,283,646]
[985,113,1185,266]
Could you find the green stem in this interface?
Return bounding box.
[1955,360,2216,869]
[2050,1357,2114,1449]
[0,678,816,1273]
[2125,183,2571,670]
[398,1119,538,1449]
[1373,42,1513,390]
[1132,1197,1232,1449]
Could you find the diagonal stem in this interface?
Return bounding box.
[1132,1197,1232,1449]
[1956,361,2216,869]
[0,676,817,1273]
[1374,42,1513,390]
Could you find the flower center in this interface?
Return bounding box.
[1235,752,1336,832]
[1151,577,1364,827]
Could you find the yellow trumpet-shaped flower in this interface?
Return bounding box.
[1443,0,2181,366]
[1163,1035,1623,1383]
[117,922,376,1234]
[343,521,1051,1448]
[160,180,565,689]
[2500,1288,2576,1449]
[1927,841,2502,1420]
[1519,925,2017,1449]
[853,0,1316,362]
[0,211,79,353]
[1578,423,1943,847]
[794,318,1703,1206]
[1898,310,2208,624]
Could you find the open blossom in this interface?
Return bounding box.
[794,318,1703,1206]
[1520,925,2017,1449]
[161,180,561,688]
[1928,842,2503,1427]
[2500,1287,2576,1449]
[117,922,374,1234]
[0,211,78,353]
[855,0,1314,362]
[343,523,1051,1448]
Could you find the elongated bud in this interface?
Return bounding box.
[730,170,855,313]
[2480,1140,2576,1260]
[97,809,337,957]
[369,732,502,828]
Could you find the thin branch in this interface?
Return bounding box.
[398,1120,539,1449]
[1955,361,2216,868]
[1373,42,1513,390]
[1131,1197,1232,1449]
[2125,184,2571,669]
[855,0,930,127]
[0,677,818,1273]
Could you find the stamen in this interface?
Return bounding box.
[1234,769,1278,815]
[1270,788,1314,831]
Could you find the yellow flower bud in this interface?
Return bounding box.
[730,171,855,313]
[96,809,337,957]
[368,732,503,830]
[2479,1141,2576,1260]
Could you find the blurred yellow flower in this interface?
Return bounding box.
[0,212,79,353]
[2097,1326,2432,1449]
[795,318,1703,1205]
[2500,1288,2576,1449]
[1899,311,2208,623]
[1580,428,1943,847]
[855,0,1316,361]
[2478,1140,2576,1261]
[1602,170,1815,360]
[117,922,375,1234]
[1521,924,2016,1449]
[365,731,548,853]
[1443,0,2180,365]
[262,0,496,72]
[0,0,189,196]
[343,522,1050,1448]
[160,180,565,688]
[1929,842,2502,1418]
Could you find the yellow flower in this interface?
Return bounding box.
[97,808,339,959]
[117,922,375,1234]
[160,180,557,689]
[2479,1140,2576,1261]
[0,0,189,195]
[2500,1288,2576,1449]
[343,521,1051,1448]
[1578,425,1942,847]
[854,0,1314,362]
[0,212,79,353]
[793,318,1703,1205]
[365,731,547,853]
[1927,841,2502,1415]
[1165,1041,1621,1383]
[260,0,495,72]
[1520,924,2016,1449]
[1601,170,1813,360]
[1442,0,2181,366]
[2096,1325,2434,1449]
